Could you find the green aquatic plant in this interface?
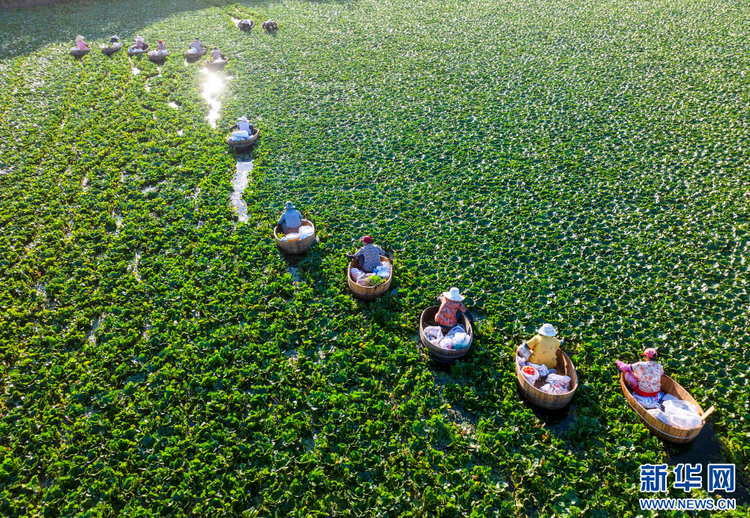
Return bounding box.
[0,0,749,515]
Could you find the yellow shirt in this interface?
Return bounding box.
[527,334,560,368]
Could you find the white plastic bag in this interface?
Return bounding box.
[667,410,702,429]
[439,337,454,350]
[663,398,699,415]
[299,226,314,239]
[423,326,443,345]
[528,362,549,378]
[521,366,539,384]
[451,332,470,349]
[647,408,674,426]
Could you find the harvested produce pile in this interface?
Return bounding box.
[1,0,749,516]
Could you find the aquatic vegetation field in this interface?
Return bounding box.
[1,0,749,515]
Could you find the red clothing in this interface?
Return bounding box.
[76,40,89,50]
[435,298,468,327]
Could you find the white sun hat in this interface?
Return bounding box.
[443,287,464,301]
[238,116,248,122]
[76,35,84,41]
[537,323,557,337]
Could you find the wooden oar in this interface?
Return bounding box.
[701,405,716,422]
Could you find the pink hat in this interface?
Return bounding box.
[158,40,163,43]
[643,348,658,359]
[361,235,372,244]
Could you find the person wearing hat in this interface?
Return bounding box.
[346,236,392,273]
[133,35,145,51]
[74,35,89,51]
[189,37,204,53]
[617,349,664,408]
[155,40,168,55]
[210,46,224,61]
[277,201,303,234]
[237,116,253,134]
[523,324,562,369]
[110,36,122,47]
[435,287,474,331]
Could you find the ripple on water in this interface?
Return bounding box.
[231,159,252,223]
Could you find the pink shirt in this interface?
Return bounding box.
[76,40,88,50]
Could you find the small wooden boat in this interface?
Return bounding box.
[184,45,207,62]
[70,48,90,57]
[205,55,229,71]
[348,256,392,301]
[102,44,122,56]
[262,20,279,33]
[620,373,715,444]
[274,219,316,254]
[419,306,473,362]
[148,51,170,63]
[128,44,150,57]
[226,125,260,151]
[237,20,255,32]
[516,349,578,410]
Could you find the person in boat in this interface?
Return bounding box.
[346,236,393,273]
[74,35,89,51]
[210,46,225,61]
[435,287,475,333]
[155,40,168,55]
[240,19,253,30]
[188,38,204,53]
[133,36,145,51]
[519,323,562,369]
[110,36,121,48]
[232,116,254,140]
[277,201,303,234]
[617,348,664,409]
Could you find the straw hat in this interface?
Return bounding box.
[443,287,464,301]
[361,235,372,244]
[285,201,294,210]
[537,323,557,337]
[238,116,248,122]
[76,35,84,41]
[643,348,658,359]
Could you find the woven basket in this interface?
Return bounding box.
[620,372,714,444]
[348,256,392,300]
[70,48,90,57]
[516,349,578,410]
[226,125,260,149]
[102,44,122,56]
[205,55,229,71]
[274,219,315,254]
[148,51,170,63]
[185,45,207,61]
[419,306,473,362]
[128,44,150,56]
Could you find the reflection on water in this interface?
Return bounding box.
[168,102,179,109]
[201,69,223,128]
[231,159,253,222]
[132,67,140,75]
